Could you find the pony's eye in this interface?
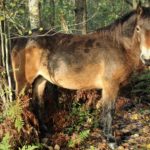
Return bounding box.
[136,26,140,32]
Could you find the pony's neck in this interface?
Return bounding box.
[106,11,141,70]
[95,10,141,70]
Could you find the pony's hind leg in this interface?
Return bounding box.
[11,51,28,96]
[11,49,39,96]
[14,71,30,96]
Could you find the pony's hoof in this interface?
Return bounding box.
[107,134,116,143]
[106,134,117,150]
[108,142,117,150]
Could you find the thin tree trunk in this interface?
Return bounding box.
[0,21,6,103]
[0,0,12,102]
[60,12,69,33]
[0,0,6,103]
[5,33,12,102]
[28,0,40,29]
[75,0,87,34]
[0,22,5,67]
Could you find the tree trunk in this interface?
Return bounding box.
[0,0,4,67]
[75,0,87,34]
[60,12,69,33]
[28,0,40,29]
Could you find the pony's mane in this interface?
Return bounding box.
[96,10,136,32]
[92,9,138,47]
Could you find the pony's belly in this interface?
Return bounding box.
[39,59,103,89]
[49,61,104,89]
[52,77,99,90]
[51,69,103,90]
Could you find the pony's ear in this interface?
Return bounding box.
[136,1,142,15]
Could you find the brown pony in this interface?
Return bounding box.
[11,4,150,147]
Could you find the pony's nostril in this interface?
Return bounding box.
[140,55,150,65]
[143,59,150,66]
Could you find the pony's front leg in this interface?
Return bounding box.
[97,82,119,149]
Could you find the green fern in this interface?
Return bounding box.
[79,129,90,142]
[0,133,11,150]
[19,144,42,150]
[14,115,24,132]
[68,129,90,148]
[4,101,24,131]
[69,102,91,129]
